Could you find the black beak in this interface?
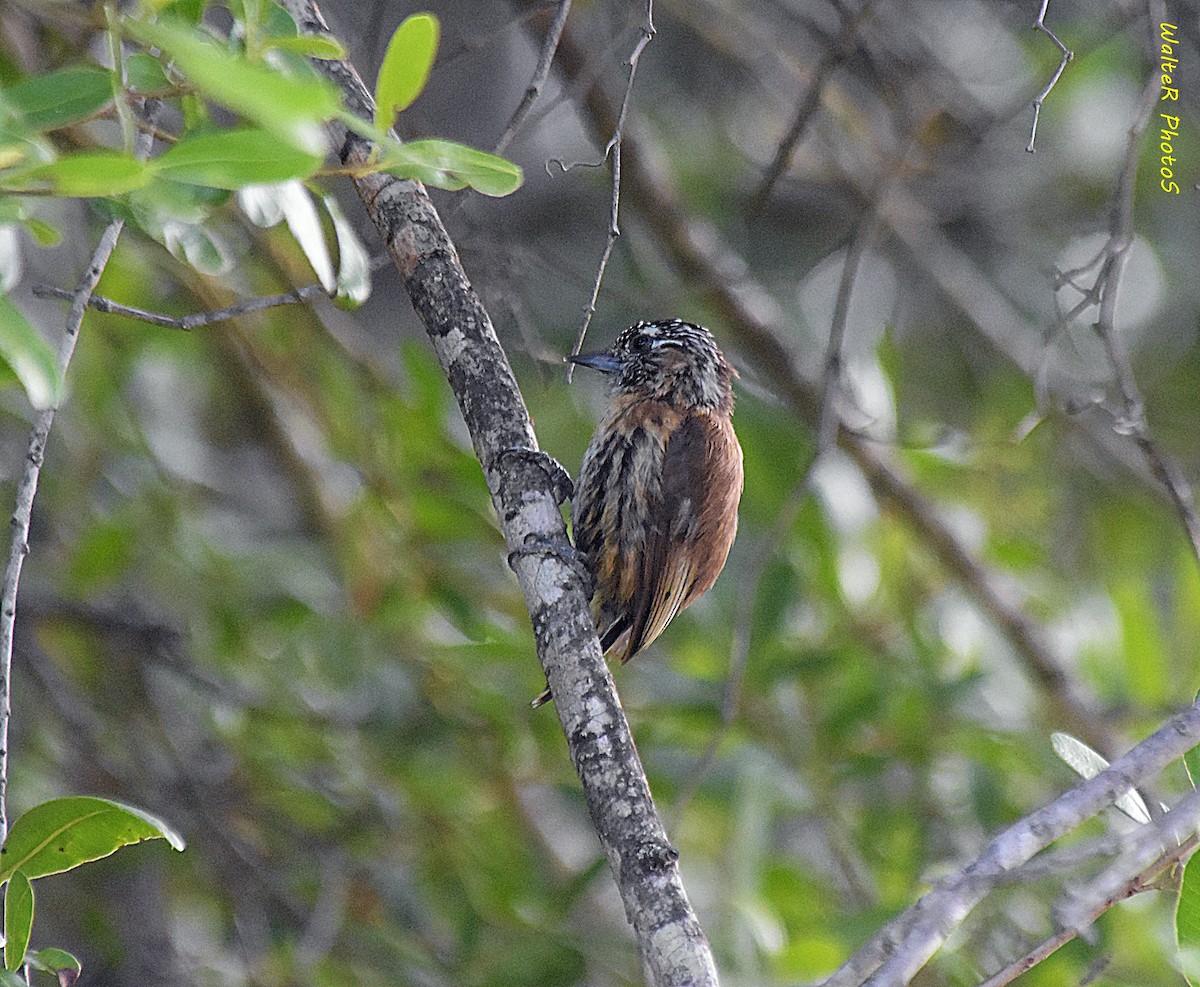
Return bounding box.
[568,352,622,374]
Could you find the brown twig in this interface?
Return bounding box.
[31,254,391,331]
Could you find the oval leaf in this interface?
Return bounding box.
[374,13,440,127]
[3,872,32,973]
[125,52,173,95]
[154,128,323,189]
[0,294,60,409]
[264,35,347,59]
[1,152,152,198]
[123,17,341,152]
[1180,854,1200,985]
[26,947,81,987]
[0,796,185,883]
[378,139,522,197]
[4,66,114,131]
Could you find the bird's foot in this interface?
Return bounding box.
[506,534,593,593]
[495,446,574,504]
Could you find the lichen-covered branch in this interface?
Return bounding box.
[277,3,719,983]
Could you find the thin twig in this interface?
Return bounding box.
[34,283,325,330]
[977,834,1197,987]
[494,0,572,154]
[1027,0,1074,153]
[818,207,878,455]
[565,0,654,378]
[1060,0,1200,570]
[749,0,876,215]
[821,699,1200,987]
[32,255,391,331]
[0,127,154,845]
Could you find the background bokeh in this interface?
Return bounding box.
[1,0,1199,984]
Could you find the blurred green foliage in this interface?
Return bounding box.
[0,0,1197,985]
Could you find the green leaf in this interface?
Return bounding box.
[161,220,233,276]
[264,35,347,60]
[23,217,59,247]
[377,139,523,196]
[1180,855,1200,985]
[374,13,440,128]
[1,152,152,197]
[26,948,81,987]
[0,796,185,883]
[3,872,32,973]
[0,294,59,409]
[3,66,114,131]
[122,16,341,152]
[153,128,323,189]
[323,194,371,308]
[124,53,173,95]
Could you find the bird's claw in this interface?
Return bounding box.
[495,446,574,504]
[506,534,593,591]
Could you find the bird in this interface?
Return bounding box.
[533,319,744,707]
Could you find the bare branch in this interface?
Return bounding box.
[277,3,718,983]
[566,0,654,377]
[823,699,1200,986]
[493,0,572,154]
[32,255,390,331]
[1027,0,1074,153]
[749,0,877,214]
[977,835,1196,987]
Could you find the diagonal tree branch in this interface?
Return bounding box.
[493,0,573,155]
[277,3,718,983]
[827,699,1200,986]
[749,0,878,215]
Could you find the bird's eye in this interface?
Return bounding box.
[632,334,653,354]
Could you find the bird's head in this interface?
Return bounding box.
[570,320,735,412]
